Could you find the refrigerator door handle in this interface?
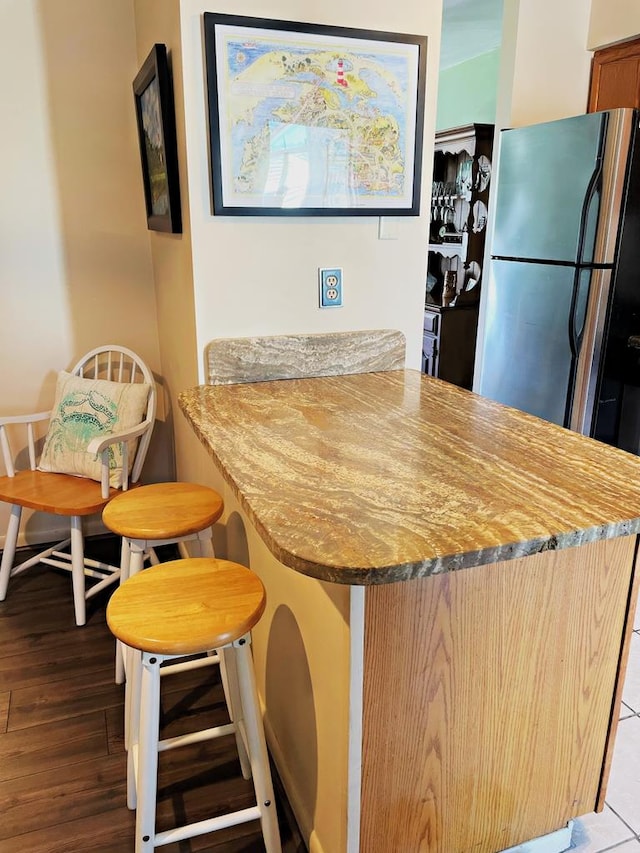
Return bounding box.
[567,271,585,358]
[576,157,603,266]
[564,270,587,427]
[570,267,614,435]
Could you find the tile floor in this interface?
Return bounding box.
[569,602,640,851]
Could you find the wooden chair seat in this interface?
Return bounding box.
[102,481,223,540]
[0,470,116,516]
[107,557,265,656]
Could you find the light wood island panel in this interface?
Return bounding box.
[179,367,640,853]
[361,536,639,851]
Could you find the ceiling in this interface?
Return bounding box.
[440,0,504,70]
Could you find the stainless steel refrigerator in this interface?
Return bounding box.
[477,108,640,454]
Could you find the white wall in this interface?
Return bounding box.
[588,0,640,49]
[499,0,593,129]
[0,0,163,547]
[1,1,73,409]
[180,1,438,379]
[132,0,198,492]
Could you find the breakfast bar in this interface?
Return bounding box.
[179,347,640,853]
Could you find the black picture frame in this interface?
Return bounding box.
[203,13,427,217]
[133,44,182,233]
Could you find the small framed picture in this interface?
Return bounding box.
[203,13,427,216]
[133,44,182,233]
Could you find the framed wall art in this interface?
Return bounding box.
[203,13,427,216]
[133,43,182,233]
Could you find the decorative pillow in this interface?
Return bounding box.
[38,370,151,489]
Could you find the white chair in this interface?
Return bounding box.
[0,345,156,626]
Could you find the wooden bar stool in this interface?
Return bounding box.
[106,557,281,853]
[102,481,224,684]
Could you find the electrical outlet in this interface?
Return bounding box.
[319,268,343,308]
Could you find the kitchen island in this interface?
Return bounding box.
[179,365,640,853]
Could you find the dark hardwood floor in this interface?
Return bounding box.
[0,536,306,853]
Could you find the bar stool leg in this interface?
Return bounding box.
[174,526,214,560]
[119,537,132,585]
[218,646,252,779]
[136,651,162,853]
[115,538,131,685]
[116,542,146,688]
[116,644,126,686]
[126,648,142,808]
[196,527,215,558]
[128,542,147,579]
[232,635,282,853]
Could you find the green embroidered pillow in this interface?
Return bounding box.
[38,371,151,489]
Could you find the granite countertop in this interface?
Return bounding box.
[179,369,640,585]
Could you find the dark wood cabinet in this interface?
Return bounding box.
[425,123,494,389]
[422,304,479,390]
[589,36,640,112]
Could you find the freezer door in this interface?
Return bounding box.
[492,112,607,263]
[478,260,588,427]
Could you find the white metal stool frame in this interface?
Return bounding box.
[115,528,215,685]
[117,532,246,773]
[126,632,281,852]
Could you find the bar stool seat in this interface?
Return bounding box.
[106,557,281,853]
[102,480,224,566]
[103,482,224,684]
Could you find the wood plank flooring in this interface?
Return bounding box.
[0,536,306,853]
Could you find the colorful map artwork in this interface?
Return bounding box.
[214,27,420,209]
